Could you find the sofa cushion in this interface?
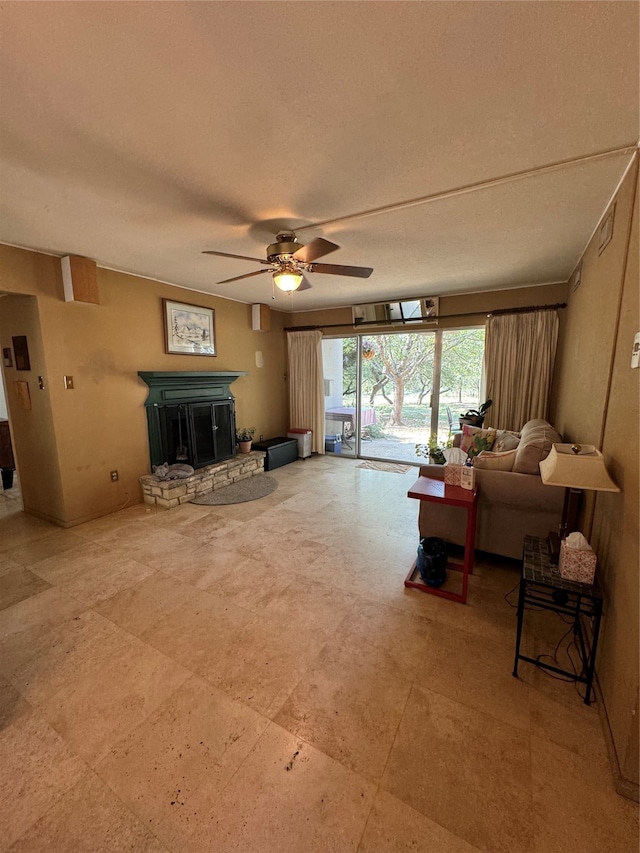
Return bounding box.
[460,425,496,458]
[513,419,562,475]
[473,449,517,471]
[494,429,521,452]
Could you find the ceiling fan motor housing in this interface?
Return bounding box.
[266,232,300,262]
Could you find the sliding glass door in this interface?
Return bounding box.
[322,328,484,464]
[357,332,435,462]
[323,336,358,457]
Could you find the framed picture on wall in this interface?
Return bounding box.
[163,299,216,356]
[12,336,30,371]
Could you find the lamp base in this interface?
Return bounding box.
[547,531,561,566]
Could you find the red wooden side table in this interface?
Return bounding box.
[405,475,478,604]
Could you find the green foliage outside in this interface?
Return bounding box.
[341,329,485,433]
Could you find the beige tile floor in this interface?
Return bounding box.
[1,457,638,852]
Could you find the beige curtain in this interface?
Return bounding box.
[484,310,559,431]
[287,330,325,454]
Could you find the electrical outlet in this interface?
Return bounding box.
[110,470,119,482]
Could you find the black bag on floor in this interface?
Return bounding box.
[416,537,447,587]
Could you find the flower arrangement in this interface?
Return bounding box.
[361,339,376,360]
[236,427,256,442]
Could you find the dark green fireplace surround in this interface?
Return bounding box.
[138,371,247,470]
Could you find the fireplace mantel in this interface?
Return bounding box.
[138,371,247,406]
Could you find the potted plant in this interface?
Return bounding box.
[459,399,492,428]
[415,435,454,465]
[236,427,256,453]
[361,339,376,360]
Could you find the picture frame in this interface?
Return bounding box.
[163,299,216,356]
[12,335,30,371]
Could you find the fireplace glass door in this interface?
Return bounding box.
[155,401,235,468]
[190,402,235,467]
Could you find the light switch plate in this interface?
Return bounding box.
[631,332,640,369]
[64,375,74,389]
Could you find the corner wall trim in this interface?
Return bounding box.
[595,674,640,803]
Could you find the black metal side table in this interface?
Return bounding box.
[513,535,603,705]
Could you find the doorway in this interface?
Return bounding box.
[0,323,22,516]
[322,327,485,464]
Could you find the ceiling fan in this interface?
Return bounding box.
[203,231,373,292]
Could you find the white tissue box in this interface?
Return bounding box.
[559,540,597,584]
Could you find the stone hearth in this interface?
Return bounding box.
[139,451,264,509]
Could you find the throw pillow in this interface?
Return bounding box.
[473,449,517,471]
[460,425,496,458]
[513,420,562,474]
[494,429,521,453]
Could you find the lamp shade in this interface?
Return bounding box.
[539,444,620,492]
[272,268,303,292]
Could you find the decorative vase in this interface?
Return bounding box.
[238,440,252,454]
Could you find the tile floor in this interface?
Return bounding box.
[0,457,637,852]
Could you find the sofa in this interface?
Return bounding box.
[417,419,565,560]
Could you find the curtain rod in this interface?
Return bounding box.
[284,302,566,331]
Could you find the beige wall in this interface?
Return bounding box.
[0,246,288,525]
[553,160,639,794]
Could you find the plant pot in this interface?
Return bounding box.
[238,441,252,454]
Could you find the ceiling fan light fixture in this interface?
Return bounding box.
[273,267,303,292]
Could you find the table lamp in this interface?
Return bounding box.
[539,443,620,563]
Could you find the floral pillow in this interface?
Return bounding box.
[460,425,496,458]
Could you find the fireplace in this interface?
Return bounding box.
[138,371,247,470]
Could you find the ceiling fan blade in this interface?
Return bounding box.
[309,262,373,278]
[297,275,313,291]
[292,237,340,263]
[217,268,273,284]
[203,249,269,264]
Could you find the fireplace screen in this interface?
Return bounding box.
[156,402,235,469]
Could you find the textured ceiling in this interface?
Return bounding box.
[0,1,638,311]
